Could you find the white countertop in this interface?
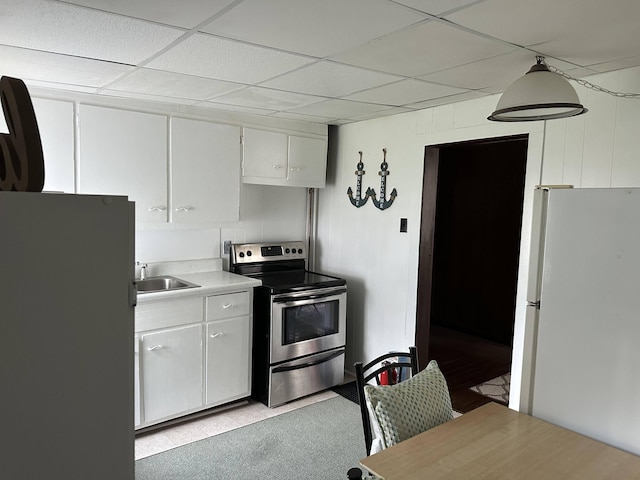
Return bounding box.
[136,270,261,304]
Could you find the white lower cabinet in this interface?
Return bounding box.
[141,324,203,423]
[206,316,251,405]
[134,336,140,428]
[135,289,253,429]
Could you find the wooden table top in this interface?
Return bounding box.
[360,402,640,479]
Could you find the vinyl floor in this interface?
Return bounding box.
[135,390,340,460]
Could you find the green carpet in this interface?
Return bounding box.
[135,395,366,479]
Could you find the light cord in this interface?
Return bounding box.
[542,57,640,99]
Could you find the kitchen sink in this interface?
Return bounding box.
[136,275,200,294]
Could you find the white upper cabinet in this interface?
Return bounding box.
[32,98,75,193]
[287,135,327,188]
[77,105,168,223]
[242,128,288,180]
[242,127,327,188]
[171,118,240,223]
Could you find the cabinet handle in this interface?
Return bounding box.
[222,303,234,309]
[272,164,284,170]
[210,332,224,339]
[175,206,194,212]
[147,345,165,351]
[289,166,303,172]
[148,206,167,212]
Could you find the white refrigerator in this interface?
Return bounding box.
[0,192,135,479]
[526,187,640,456]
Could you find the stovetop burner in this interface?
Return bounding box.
[229,241,346,294]
[251,270,345,294]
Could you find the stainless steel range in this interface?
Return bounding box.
[229,241,347,407]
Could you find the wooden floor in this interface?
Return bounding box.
[427,325,512,413]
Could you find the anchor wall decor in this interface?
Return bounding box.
[370,148,397,211]
[346,151,372,208]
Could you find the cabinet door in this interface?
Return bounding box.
[206,316,250,405]
[141,324,202,423]
[287,135,327,188]
[78,105,168,223]
[171,118,240,223]
[32,98,75,193]
[242,128,287,180]
[134,335,140,427]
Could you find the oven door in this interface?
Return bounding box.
[270,286,346,364]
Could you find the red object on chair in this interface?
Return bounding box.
[379,360,398,385]
[390,367,397,385]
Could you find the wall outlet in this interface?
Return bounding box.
[223,240,232,254]
[400,218,408,233]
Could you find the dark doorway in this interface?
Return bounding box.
[415,135,528,412]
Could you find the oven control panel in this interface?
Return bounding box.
[230,241,306,264]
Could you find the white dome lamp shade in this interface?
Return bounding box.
[488,56,587,122]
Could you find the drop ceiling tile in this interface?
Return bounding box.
[106,69,244,100]
[196,101,278,116]
[589,55,640,73]
[287,99,392,119]
[271,111,336,124]
[344,79,468,106]
[200,0,427,57]
[346,106,414,123]
[418,51,537,90]
[0,45,134,89]
[534,33,640,69]
[210,86,325,111]
[329,119,354,126]
[392,0,487,16]
[445,0,574,46]
[62,0,237,29]
[24,80,99,94]
[98,89,199,106]
[446,0,640,67]
[146,33,314,84]
[260,61,403,97]
[406,90,488,109]
[1,0,184,65]
[332,20,514,77]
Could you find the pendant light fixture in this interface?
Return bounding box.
[488,56,587,122]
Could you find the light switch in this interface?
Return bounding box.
[400,218,407,233]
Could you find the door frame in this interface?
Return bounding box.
[415,132,544,412]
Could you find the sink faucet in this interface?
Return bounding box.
[136,262,148,280]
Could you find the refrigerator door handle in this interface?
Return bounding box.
[129,281,138,308]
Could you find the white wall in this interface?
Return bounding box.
[316,65,640,411]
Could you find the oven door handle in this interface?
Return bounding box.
[272,350,344,373]
[273,288,346,304]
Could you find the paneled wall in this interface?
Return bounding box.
[542,68,640,187]
[317,65,640,410]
